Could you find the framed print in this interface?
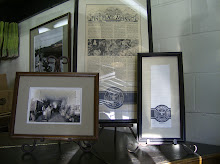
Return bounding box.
[74,0,152,123]
[137,52,185,144]
[10,72,99,140]
[30,13,71,72]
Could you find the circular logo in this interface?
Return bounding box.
[104,87,124,109]
[154,105,171,122]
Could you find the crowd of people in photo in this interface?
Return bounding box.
[88,39,139,56]
[29,99,80,123]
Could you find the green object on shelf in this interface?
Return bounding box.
[1,22,19,58]
[7,23,19,57]
[0,21,4,57]
[2,22,9,57]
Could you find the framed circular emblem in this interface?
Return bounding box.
[152,105,171,122]
[104,87,124,109]
[138,52,185,143]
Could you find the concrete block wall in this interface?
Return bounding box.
[151,0,220,145]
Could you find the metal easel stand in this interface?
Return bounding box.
[21,55,69,153]
[20,59,108,163]
[21,138,45,153]
[21,138,110,164]
[69,139,110,164]
[172,139,199,156]
[21,139,94,153]
[99,123,137,143]
[181,143,199,156]
[47,55,69,72]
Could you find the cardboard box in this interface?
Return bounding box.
[0,90,13,113]
[0,74,8,90]
[0,112,11,129]
[0,74,12,131]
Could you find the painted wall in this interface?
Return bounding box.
[151,0,220,145]
[0,0,75,89]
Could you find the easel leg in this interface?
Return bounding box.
[114,127,117,144]
[21,140,37,153]
[58,140,61,152]
[128,127,137,139]
[99,127,104,137]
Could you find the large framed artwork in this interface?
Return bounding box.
[30,13,71,72]
[74,0,151,123]
[10,72,99,140]
[137,52,185,144]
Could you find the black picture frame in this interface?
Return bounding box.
[74,0,153,123]
[30,13,71,72]
[137,52,185,144]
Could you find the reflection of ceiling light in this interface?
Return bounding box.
[108,80,124,87]
[120,0,147,19]
[53,19,68,28]
[123,116,129,119]
[101,112,115,120]
[38,27,50,34]
[173,144,180,150]
[111,62,124,68]
[110,112,115,119]
[143,133,162,139]
[100,76,116,82]
[100,72,115,81]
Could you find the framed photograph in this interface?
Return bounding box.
[137,52,185,144]
[30,13,71,72]
[74,0,152,123]
[10,72,99,140]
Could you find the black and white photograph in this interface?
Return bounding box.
[34,27,64,72]
[27,87,82,124]
[88,39,139,56]
[11,72,99,140]
[30,13,71,72]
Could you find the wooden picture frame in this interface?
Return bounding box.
[137,52,185,144]
[74,0,152,123]
[10,72,99,140]
[30,13,71,72]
